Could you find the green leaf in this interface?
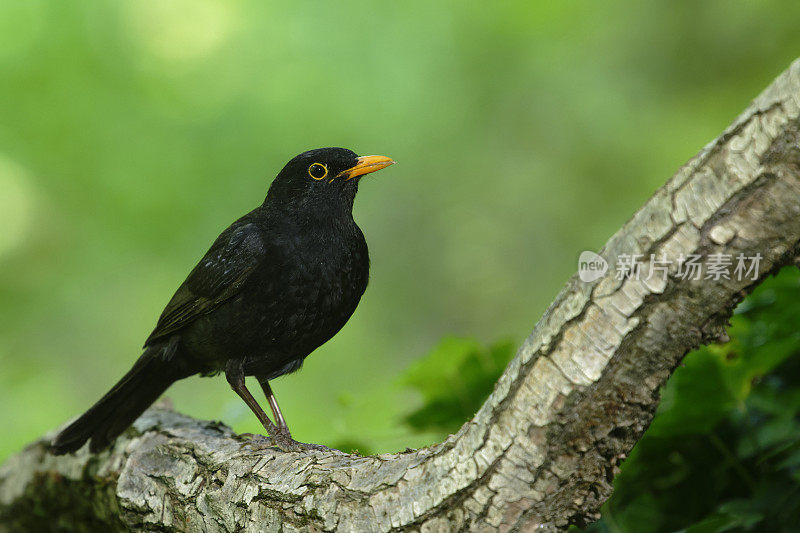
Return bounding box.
[399,337,515,435]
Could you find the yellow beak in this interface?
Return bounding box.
[338,155,396,181]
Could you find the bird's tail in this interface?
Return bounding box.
[51,344,191,455]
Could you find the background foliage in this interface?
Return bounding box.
[1,1,800,530]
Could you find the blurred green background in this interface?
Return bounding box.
[1,1,800,528]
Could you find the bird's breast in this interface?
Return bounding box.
[250,225,369,354]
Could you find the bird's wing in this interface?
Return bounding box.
[144,221,264,346]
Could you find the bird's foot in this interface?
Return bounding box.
[237,432,335,453]
[237,432,284,451]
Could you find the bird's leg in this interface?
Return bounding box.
[225,359,294,450]
[250,374,335,453]
[256,376,291,439]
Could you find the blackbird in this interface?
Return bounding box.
[51,147,395,454]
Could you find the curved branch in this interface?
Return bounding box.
[3,59,800,532]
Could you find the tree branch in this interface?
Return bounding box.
[3,59,800,532]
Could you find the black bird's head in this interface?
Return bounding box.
[265,147,395,212]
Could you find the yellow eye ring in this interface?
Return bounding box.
[308,163,328,180]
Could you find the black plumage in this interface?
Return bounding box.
[51,147,395,454]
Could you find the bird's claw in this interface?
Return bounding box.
[237,432,335,453]
[237,432,269,449]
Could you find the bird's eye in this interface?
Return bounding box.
[308,163,328,181]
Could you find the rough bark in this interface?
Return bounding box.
[3,59,800,533]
